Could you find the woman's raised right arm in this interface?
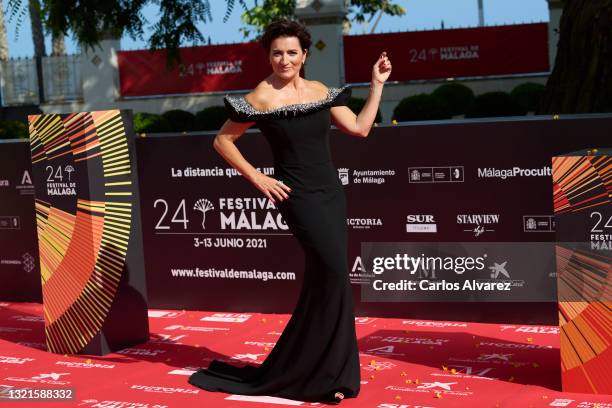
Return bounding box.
[213,120,291,203]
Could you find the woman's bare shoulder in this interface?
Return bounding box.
[243,79,330,110]
[244,81,274,110]
[307,80,329,94]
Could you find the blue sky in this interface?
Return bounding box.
[4,0,549,57]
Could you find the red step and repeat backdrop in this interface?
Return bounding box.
[117,23,549,96]
[134,116,611,325]
[0,140,40,302]
[3,117,611,325]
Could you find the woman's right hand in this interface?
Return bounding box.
[249,172,291,203]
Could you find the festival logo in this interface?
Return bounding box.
[45,165,76,196]
[193,199,214,229]
[499,325,559,334]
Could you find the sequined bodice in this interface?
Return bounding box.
[224,86,349,120]
[223,85,352,192]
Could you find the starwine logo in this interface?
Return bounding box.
[478,166,552,180]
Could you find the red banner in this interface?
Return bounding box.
[117,42,270,97]
[118,24,549,96]
[343,23,549,83]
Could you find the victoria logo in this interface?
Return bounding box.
[406,214,437,233]
[347,218,383,229]
[193,198,214,229]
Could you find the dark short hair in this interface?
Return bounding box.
[261,19,312,54]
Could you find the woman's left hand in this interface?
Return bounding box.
[372,51,392,85]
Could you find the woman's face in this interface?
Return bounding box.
[268,36,306,80]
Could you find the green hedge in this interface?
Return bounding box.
[195,106,228,130]
[162,109,197,132]
[431,83,475,116]
[0,120,28,139]
[511,82,546,113]
[465,92,526,118]
[133,113,172,133]
[392,94,452,122]
[346,97,382,123]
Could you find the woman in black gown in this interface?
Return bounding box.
[188,19,391,404]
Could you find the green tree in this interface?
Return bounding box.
[240,0,405,38]
[0,0,9,61]
[7,0,403,67]
[539,0,612,113]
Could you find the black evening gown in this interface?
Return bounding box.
[188,85,361,404]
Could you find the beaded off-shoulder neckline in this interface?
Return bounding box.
[225,85,350,118]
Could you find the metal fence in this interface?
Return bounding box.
[0,55,82,106]
[43,55,82,102]
[0,58,39,105]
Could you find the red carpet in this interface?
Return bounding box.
[0,301,610,407]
